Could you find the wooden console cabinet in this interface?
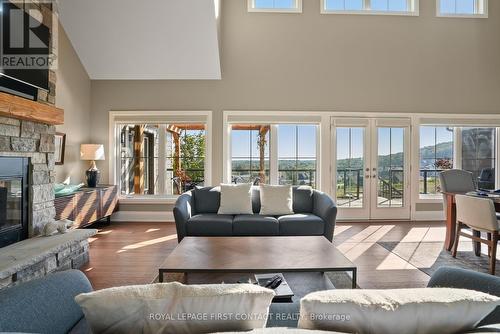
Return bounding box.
[54,185,118,228]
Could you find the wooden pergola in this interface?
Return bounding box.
[130,124,205,195]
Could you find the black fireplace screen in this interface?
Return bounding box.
[0,157,28,248]
[0,179,23,234]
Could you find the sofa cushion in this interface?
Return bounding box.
[218,183,254,215]
[293,186,314,213]
[260,185,294,216]
[278,214,324,236]
[233,215,279,236]
[187,214,234,236]
[298,288,500,334]
[194,187,220,214]
[75,282,275,334]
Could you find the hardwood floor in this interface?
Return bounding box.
[82,221,452,290]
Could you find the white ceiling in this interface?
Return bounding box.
[58,0,221,80]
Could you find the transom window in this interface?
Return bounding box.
[248,0,302,12]
[322,0,418,15]
[230,124,318,188]
[437,0,487,17]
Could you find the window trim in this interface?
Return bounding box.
[320,0,419,16]
[108,110,213,201]
[436,0,488,18]
[247,0,303,13]
[223,111,322,190]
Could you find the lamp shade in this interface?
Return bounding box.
[80,144,105,161]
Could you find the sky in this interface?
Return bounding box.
[231,125,317,159]
[255,0,477,14]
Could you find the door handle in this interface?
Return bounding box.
[365,175,370,179]
[372,174,377,178]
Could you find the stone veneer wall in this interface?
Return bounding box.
[0,116,56,236]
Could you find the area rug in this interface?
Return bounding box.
[378,241,493,277]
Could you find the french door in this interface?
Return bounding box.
[332,118,411,220]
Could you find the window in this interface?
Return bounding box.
[461,127,496,189]
[248,0,302,12]
[419,126,454,198]
[322,0,418,15]
[231,125,270,184]
[278,125,317,187]
[437,0,487,17]
[118,123,207,197]
[230,124,318,188]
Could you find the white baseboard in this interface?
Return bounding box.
[412,210,445,221]
[111,210,174,222]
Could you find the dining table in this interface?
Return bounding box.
[442,191,500,253]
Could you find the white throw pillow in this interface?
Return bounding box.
[217,183,253,215]
[259,184,294,216]
[298,288,500,334]
[75,282,275,334]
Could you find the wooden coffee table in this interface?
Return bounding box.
[159,236,357,289]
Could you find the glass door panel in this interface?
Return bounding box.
[334,122,371,220]
[376,127,405,208]
[336,127,365,208]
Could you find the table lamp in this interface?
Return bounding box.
[80,144,105,187]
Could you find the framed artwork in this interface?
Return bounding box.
[54,132,66,165]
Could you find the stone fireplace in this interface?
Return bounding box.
[0,116,57,237]
[0,96,96,289]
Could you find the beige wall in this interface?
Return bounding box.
[55,24,91,184]
[89,0,500,211]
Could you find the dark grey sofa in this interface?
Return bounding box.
[173,186,337,243]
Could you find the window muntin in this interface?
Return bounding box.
[419,126,454,199]
[437,0,487,17]
[248,0,302,12]
[118,123,206,197]
[230,124,318,188]
[323,0,417,15]
[461,127,496,190]
[278,125,317,188]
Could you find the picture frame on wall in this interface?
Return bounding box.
[54,132,66,165]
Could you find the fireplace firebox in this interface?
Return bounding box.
[0,157,29,248]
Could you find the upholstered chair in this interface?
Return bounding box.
[453,195,500,275]
[439,169,475,214]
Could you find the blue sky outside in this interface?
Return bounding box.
[254,0,477,14]
[325,0,408,11]
[254,0,296,9]
[231,125,316,159]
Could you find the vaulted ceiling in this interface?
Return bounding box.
[58,0,221,80]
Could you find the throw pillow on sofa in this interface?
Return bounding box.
[298,288,500,334]
[218,183,254,215]
[259,184,294,216]
[75,282,275,334]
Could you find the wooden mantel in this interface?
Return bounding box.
[0,92,64,125]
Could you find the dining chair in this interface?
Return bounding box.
[453,194,500,275]
[439,169,475,206]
